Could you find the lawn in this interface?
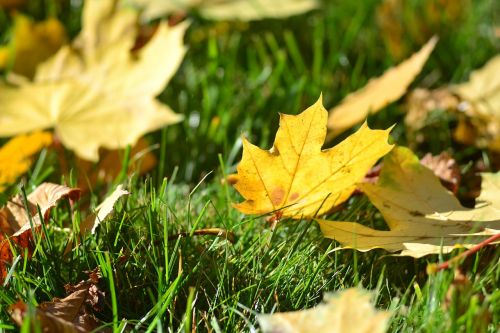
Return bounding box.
[0,0,499,332]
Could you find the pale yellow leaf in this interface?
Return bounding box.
[0,0,187,161]
[229,96,393,218]
[258,288,391,333]
[64,185,129,254]
[327,37,437,137]
[318,147,500,257]
[131,0,318,21]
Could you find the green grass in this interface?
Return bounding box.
[1,0,500,331]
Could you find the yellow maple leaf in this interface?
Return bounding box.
[229,96,393,219]
[0,132,52,192]
[451,55,500,151]
[0,0,187,161]
[317,146,500,258]
[0,13,66,78]
[327,37,437,138]
[258,288,391,333]
[131,0,318,21]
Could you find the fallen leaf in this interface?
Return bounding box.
[229,96,393,219]
[0,0,24,8]
[0,13,66,78]
[451,55,500,151]
[64,185,129,254]
[0,0,187,161]
[317,147,500,257]
[0,183,80,283]
[258,288,391,333]
[132,0,318,21]
[0,131,53,192]
[9,269,103,332]
[327,37,437,137]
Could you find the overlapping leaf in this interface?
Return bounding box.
[0,183,80,283]
[327,37,437,137]
[229,97,393,218]
[318,147,500,257]
[258,288,391,333]
[0,0,188,161]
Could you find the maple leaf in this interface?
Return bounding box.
[229,97,393,218]
[0,0,188,161]
[327,37,437,138]
[0,13,66,78]
[258,288,391,333]
[0,131,53,192]
[451,55,500,151]
[317,147,500,257]
[132,0,318,21]
[9,269,104,332]
[0,183,80,283]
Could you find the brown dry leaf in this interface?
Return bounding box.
[0,183,80,283]
[258,288,391,333]
[451,55,500,151]
[327,37,437,138]
[9,270,103,332]
[0,13,66,78]
[0,0,24,8]
[132,0,318,21]
[229,96,393,219]
[64,185,129,255]
[318,147,500,258]
[404,88,459,133]
[0,131,53,192]
[0,0,187,161]
[420,152,461,193]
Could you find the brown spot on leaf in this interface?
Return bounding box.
[289,192,300,202]
[271,187,285,206]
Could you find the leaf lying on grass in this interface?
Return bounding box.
[327,37,437,137]
[0,0,187,161]
[9,269,104,332]
[228,96,393,219]
[318,146,500,257]
[64,185,129,254]
[0,131,53,192]
[132,0,318,21]
[0,183,80,283]
[258,288,391,333]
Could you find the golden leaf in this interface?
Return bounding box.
[318,147,500,258]
[258,288,391,333]
[229,96,393,218]
[327,37,437,137]
[0,13,66,78]
[132,0,318,21]
[0,183,80,283]
[0,131,53,192]
[0,0,187,161]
